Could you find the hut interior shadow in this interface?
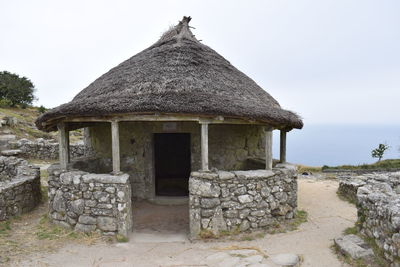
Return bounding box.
[154,133,191,197]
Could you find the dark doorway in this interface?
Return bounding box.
[154,133,191,196]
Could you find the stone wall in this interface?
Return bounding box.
[188,164,297,239]
[47,165,132,237]
[9,138,90,160]
[339,172,400,265]
[0,156,41,220]
[89,122,266,199]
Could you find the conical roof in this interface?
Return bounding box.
[36,16,303,131]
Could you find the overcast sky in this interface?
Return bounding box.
[1,0,399,125]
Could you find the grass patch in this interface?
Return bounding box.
[199,229,217,239]
[297,165,322,173]
[343,226,358,235]
[0,221,11,236]
[115,234,129,242]
[323,159,400,171]
[35,214,99,242]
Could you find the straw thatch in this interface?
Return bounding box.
[36,16,303,131]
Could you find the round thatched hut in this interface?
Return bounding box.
[37,17,303,239]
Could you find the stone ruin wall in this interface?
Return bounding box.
[188,164,297,239]
[47,165,132,237]
[339,172,400,265]
[9,138,90,160]
[0,156,41,221]
[89,122,266,199]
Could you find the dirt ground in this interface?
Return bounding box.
[5,178,356,267]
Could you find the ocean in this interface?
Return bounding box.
[272,124,400,167]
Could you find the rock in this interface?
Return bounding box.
[334,234,374,260]
[189,178,221,197]
[206,252,230,262]
[228,249,258,257]
[52,190,66,212]
[210,206,227,234]
[218,171,235,180]
[234,170,275,179]
[238,194,253,204]
[97,216,117,231]
[244,255,264,264]
[93,191,110,203]
[69,199,84,215]
[201,198,220,209]
[270,253,299,266]
[78,215,97,225]
[75,223,96,233]
[1,150,21,156]
[240,219,250,231]
[217,256,240,267]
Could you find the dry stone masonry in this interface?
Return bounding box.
[339,172,400,266]
[189,164,297,239]
[47,165,132,237]
[8,138,90,160]
[0,156,41,220]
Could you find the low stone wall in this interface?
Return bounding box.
[10,138,91,160]
[47,165,132,237]
[339,172,400,265]
[338,172,400,202]
[0,156,41,221]
[356,173,400,266]
[188,164,297,239]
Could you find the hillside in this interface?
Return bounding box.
[0,107,82,143]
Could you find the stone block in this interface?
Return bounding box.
[189,178,220,198]
[75,223,96,233]
[97,216,117,232]
[238,194,253,204]
[201,198,220,209]
[334,234,374,260]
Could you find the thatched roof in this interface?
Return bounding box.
[36,16,303,131]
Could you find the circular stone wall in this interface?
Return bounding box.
[0,156,41,221]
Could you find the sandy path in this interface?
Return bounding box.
[16,178,356,267]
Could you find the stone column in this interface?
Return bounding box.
[280,130,287,163]
[57,122,69,169]
[200,122,209,171]
[265,127,273,170]
[111,121,121,174]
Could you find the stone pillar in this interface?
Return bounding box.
[111,121,121,174]
[280,130,287,163]
[265,127,273,170]
[200,122,209,171]
[57,122,69,169]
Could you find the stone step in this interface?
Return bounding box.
[334,234,374,260]
[1,149,22,156]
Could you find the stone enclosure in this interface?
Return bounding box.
[0,156,41,221]
[47,165,132,236]
[189,164,297,239]
[339,172,400,266]
[46,162,297,239]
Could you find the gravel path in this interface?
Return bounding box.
[16,178,356,267]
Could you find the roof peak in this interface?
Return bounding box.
[158,16,198,44]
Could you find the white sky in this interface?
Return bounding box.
[1,0,399,125]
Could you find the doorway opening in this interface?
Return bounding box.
[154,133,191,196]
